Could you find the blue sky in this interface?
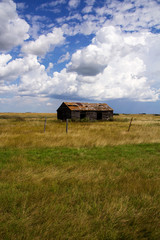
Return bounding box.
[0,0,160,113]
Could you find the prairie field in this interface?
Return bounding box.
[0,113,160,239]
[0,113,160,147]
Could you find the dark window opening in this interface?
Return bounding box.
[68,104,77,107]
[80,112,86,119]
[97,112,102,120]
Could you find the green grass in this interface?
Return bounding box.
[0,144,160,239]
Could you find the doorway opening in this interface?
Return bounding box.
[97,112,102,120]
[80,112,86,119]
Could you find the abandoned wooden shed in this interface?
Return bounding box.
[57,102,113,121]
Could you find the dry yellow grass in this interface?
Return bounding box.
[0,113,160,148]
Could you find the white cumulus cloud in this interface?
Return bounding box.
[68,0,80,8]
[0,54,41,82]
[0,54,12,67]
[1,25,160,103]
[21,28,65,57]
[96,0,160,32]
[54,26,160,101]
[58,52,70,63]
[0,0,29,51]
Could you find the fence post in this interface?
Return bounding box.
[66,119,68,133]
[128,117,133,132]
[44,117,47,132]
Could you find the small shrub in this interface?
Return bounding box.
[80,117,90,122]
[14,117,25,122]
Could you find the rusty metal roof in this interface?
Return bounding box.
[64,102,113,111]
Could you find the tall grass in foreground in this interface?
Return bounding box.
[0,113,160,147]
[0,144,160,239]
[0,114,160,239]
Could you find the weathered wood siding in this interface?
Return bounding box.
[57,103,71,120]
[71,111,80,120]
[71,110,113,120]
[86,111,97,120]
[102,111,113,120]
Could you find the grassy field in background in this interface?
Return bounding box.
[0,113,160,239]
[0,113,160,147]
